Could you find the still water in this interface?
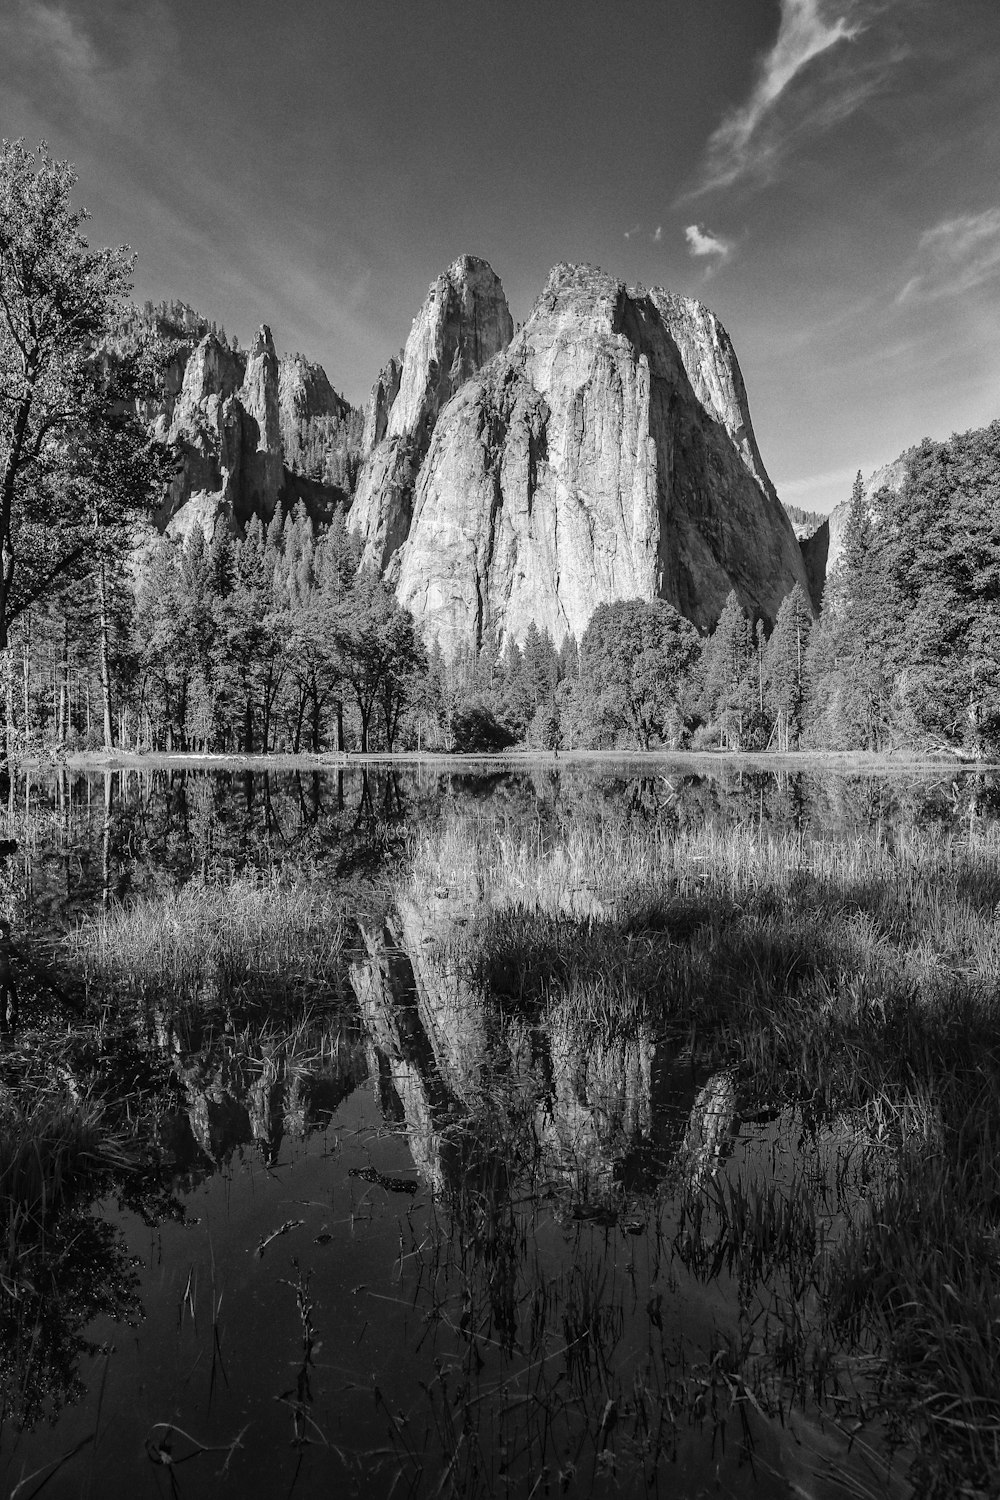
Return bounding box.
[0,763,993,1499]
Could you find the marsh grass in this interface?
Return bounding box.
[399,813,1000,1495]
[70,872,346,1002]
[0,1088,131,1272]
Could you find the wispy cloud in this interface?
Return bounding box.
[693,0,871,194]
[685,223,733,263]
[897,209,1000,303]
[4,0,179,131]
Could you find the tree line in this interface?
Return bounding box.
[17,509,426,756]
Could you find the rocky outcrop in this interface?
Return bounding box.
[157,334,244,524]
[349,256,514,575]
[278,353,350,452]
[801,451,912,606]
[389,262,810,655]
[238,325,284,523]
[156,323,360,538]
[362,355,402,452]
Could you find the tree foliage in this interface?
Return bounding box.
[580,599,701,749]
[0,142,160,646]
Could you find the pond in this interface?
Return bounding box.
[0,762,997,1499]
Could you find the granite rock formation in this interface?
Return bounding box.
[278,351,350,447]
[372,261,811,655]
[156,323,360,542]
[799,452,911,607]
[239,326,284,522]
[361,355,402,452]
[349,255,514,575]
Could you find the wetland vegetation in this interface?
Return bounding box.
[0,762,997,1498]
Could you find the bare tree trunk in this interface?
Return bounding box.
[97,561,114,750]
[0,642,14,780]
[21,615,30,750]
[59,616,69,745]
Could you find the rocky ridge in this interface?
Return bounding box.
[153,257,829,648]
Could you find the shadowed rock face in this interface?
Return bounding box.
[349,255,514,576]
[238,325,284,523]
[362,355,402,452]
[160,324,285,535]
[649,289,778,505]
[391,262,810,654]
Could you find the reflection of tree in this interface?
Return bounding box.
[0,1206,140,1432]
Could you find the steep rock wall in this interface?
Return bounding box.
[278,353,350,449]
[394,263,810,654]
[650,289,778,503]
[349,255,514,575]
[159,324,361,539]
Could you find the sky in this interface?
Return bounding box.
[2,0,999,515]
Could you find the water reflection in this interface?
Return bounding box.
[350,883,738,1217]
[0,762,993,1496]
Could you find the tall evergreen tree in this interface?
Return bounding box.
[766,584,813,749]
[698,591,754,745]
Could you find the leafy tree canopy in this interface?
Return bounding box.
[580,598,700,749]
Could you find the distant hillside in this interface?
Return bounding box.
[781,502,825,538]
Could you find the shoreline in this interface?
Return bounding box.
[22,747,1000,774]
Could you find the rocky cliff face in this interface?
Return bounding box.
[650,289,778,504]
[278,352,350,449]
[361,355,402,452]
[377,262,810,655]
[237,326,284,524]
[349,256,514,575]
[156,323,360,542]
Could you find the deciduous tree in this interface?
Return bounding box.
[0,141,161,761]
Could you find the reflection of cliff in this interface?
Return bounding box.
[149,1004,369,1176]
[350,889,739,1209]
[352,923,465,1192]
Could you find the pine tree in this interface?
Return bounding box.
[698,591,754,746]
[765,585,814,749]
